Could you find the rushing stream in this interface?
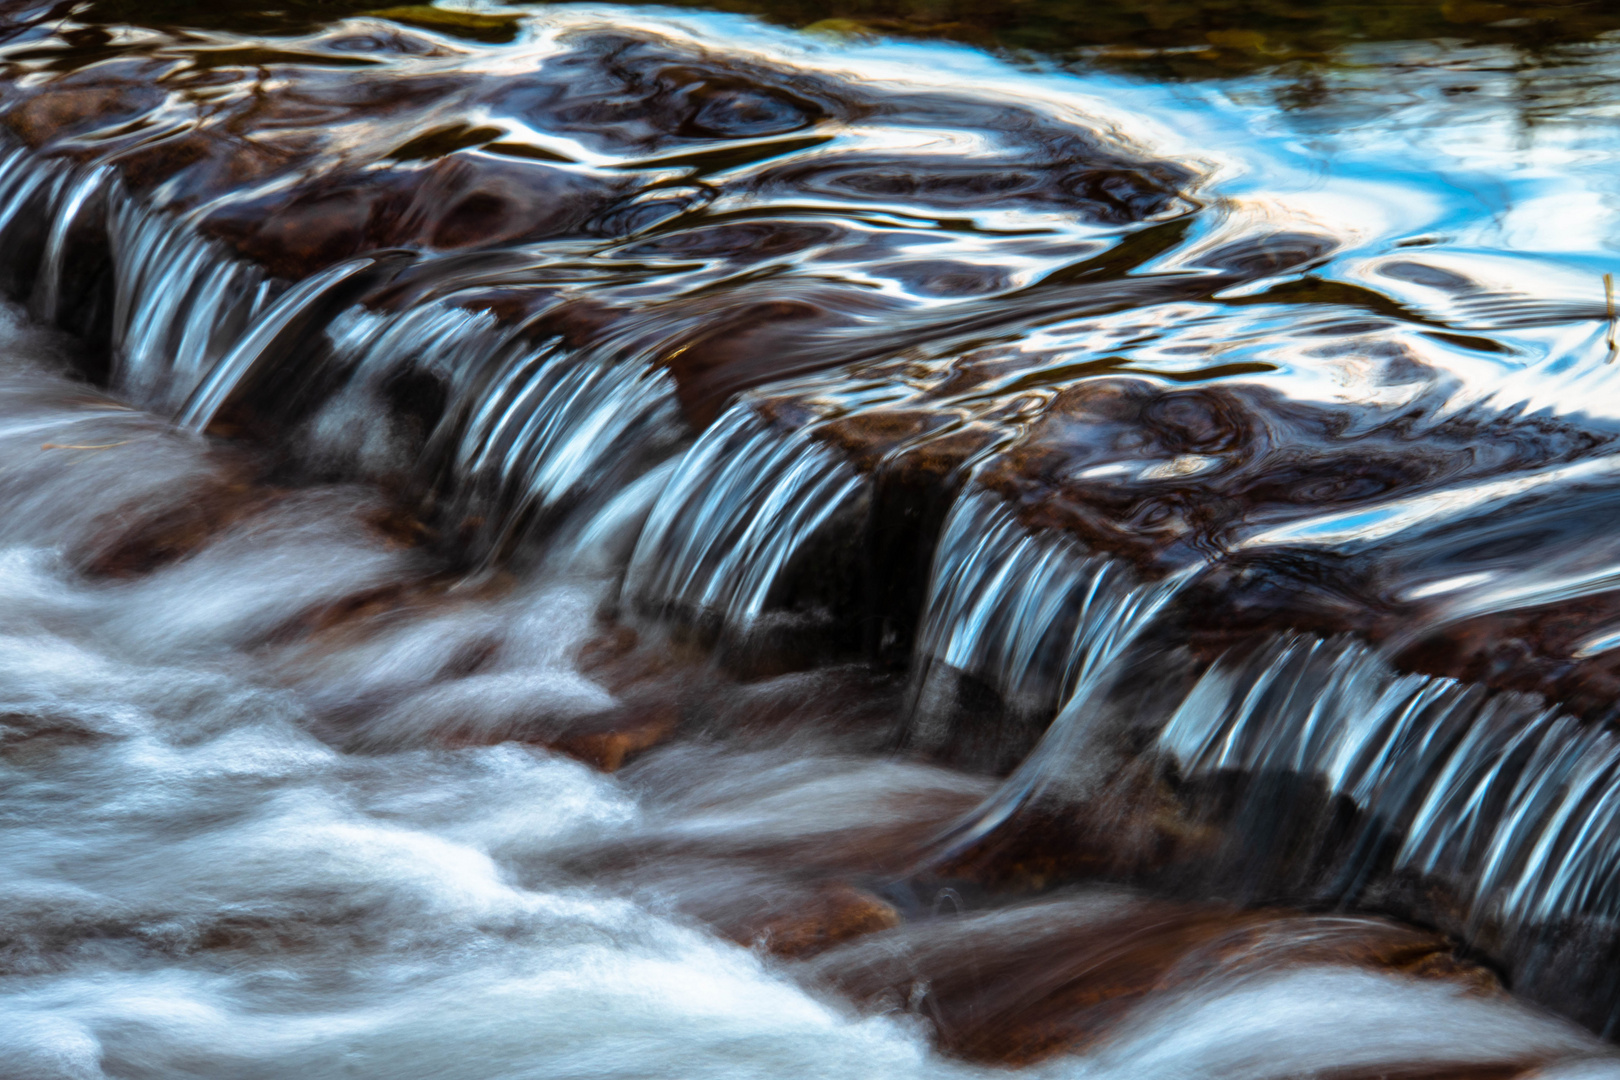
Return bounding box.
[7,0,1620,1076]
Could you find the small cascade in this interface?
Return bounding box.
[317,299,684,554]
[914,485,1195,854]
[1158,635,1620,937]
[623,404,863,630]
[177,256,383,432]
[0,143,686,556]
[105,191,276,411]
[311,300,516,481]
[0,144,277,409]
[446,334,681,551]
[913,489,1145,716]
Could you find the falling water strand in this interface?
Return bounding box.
[914,489,1134,712]
[457,341,680,547]
[1159,635,1620,932]
[320,300,520,485]
[109,192,272,409]
[0,147,70,267]
[30,164,110,325]
[917,487,1195,860]
[177,257,383,432]
[319,300,684,545]
[624,405,863,628]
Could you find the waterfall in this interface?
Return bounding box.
[0,143,686,558]
[914,489,1162,715]
[623,405,863,629]
[913,486,1195,856]
[317,300,683,552]
[177,257,384,432]
[1159,635,1620,935]
[0,146,278,409]
[108,189,274,409]
[11,0,1620,1067]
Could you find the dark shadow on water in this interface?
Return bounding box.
[64,0,1620,77]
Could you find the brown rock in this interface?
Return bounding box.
[5,83,162,146]
[546,704,678,772]
[79,469,275,579]
[809,893,1499,1066]
[576,626,640,673]
[744,882,901,958]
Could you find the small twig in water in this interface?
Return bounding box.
[40,440,132,451]
[1607,272,1616,361]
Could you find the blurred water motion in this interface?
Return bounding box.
[5,0,1620,1076]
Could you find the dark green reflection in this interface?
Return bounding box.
[607,0,1620,75]
[69,0,1620,76]
[71,0,387,36]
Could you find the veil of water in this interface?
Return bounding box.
[10,0,1620,1075]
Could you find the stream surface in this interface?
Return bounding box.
[6,2,1620,1077]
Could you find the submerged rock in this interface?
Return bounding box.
[806,891,1506,1065]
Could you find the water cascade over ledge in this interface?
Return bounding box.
[8,1,1620,1076]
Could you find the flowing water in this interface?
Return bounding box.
[8,0,1620,1075]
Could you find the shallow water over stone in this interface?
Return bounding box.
[6,1,1620,1075]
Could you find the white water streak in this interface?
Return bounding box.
[178,258,378,432]
[916,487,1192,852]
[321,301,682,543]
[1160,635,1620,929]
[109,192,272,409]
[625,406,862,628]
[31,164,110,325]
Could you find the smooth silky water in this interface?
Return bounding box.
[6,1,1620,1076]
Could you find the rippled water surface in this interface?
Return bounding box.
[7,1,1620,1076]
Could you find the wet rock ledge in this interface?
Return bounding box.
[7,0,1620,1052]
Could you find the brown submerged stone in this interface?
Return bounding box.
[654,289,902,427]
[808,893,1501,1066]
[5,76,165,148]
[740,881,901,957]
[203,154,629,281]
[0,3,1203,437]
[972,376,1584,577]
[543,702,679,772]
[82,479,281,578]
[928,774,1200,894]
[0,710,107,764]
[1392,593,1620,724]
[1316,1067,1531,1080]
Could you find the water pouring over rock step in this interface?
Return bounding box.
[6,1,1620,1075]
